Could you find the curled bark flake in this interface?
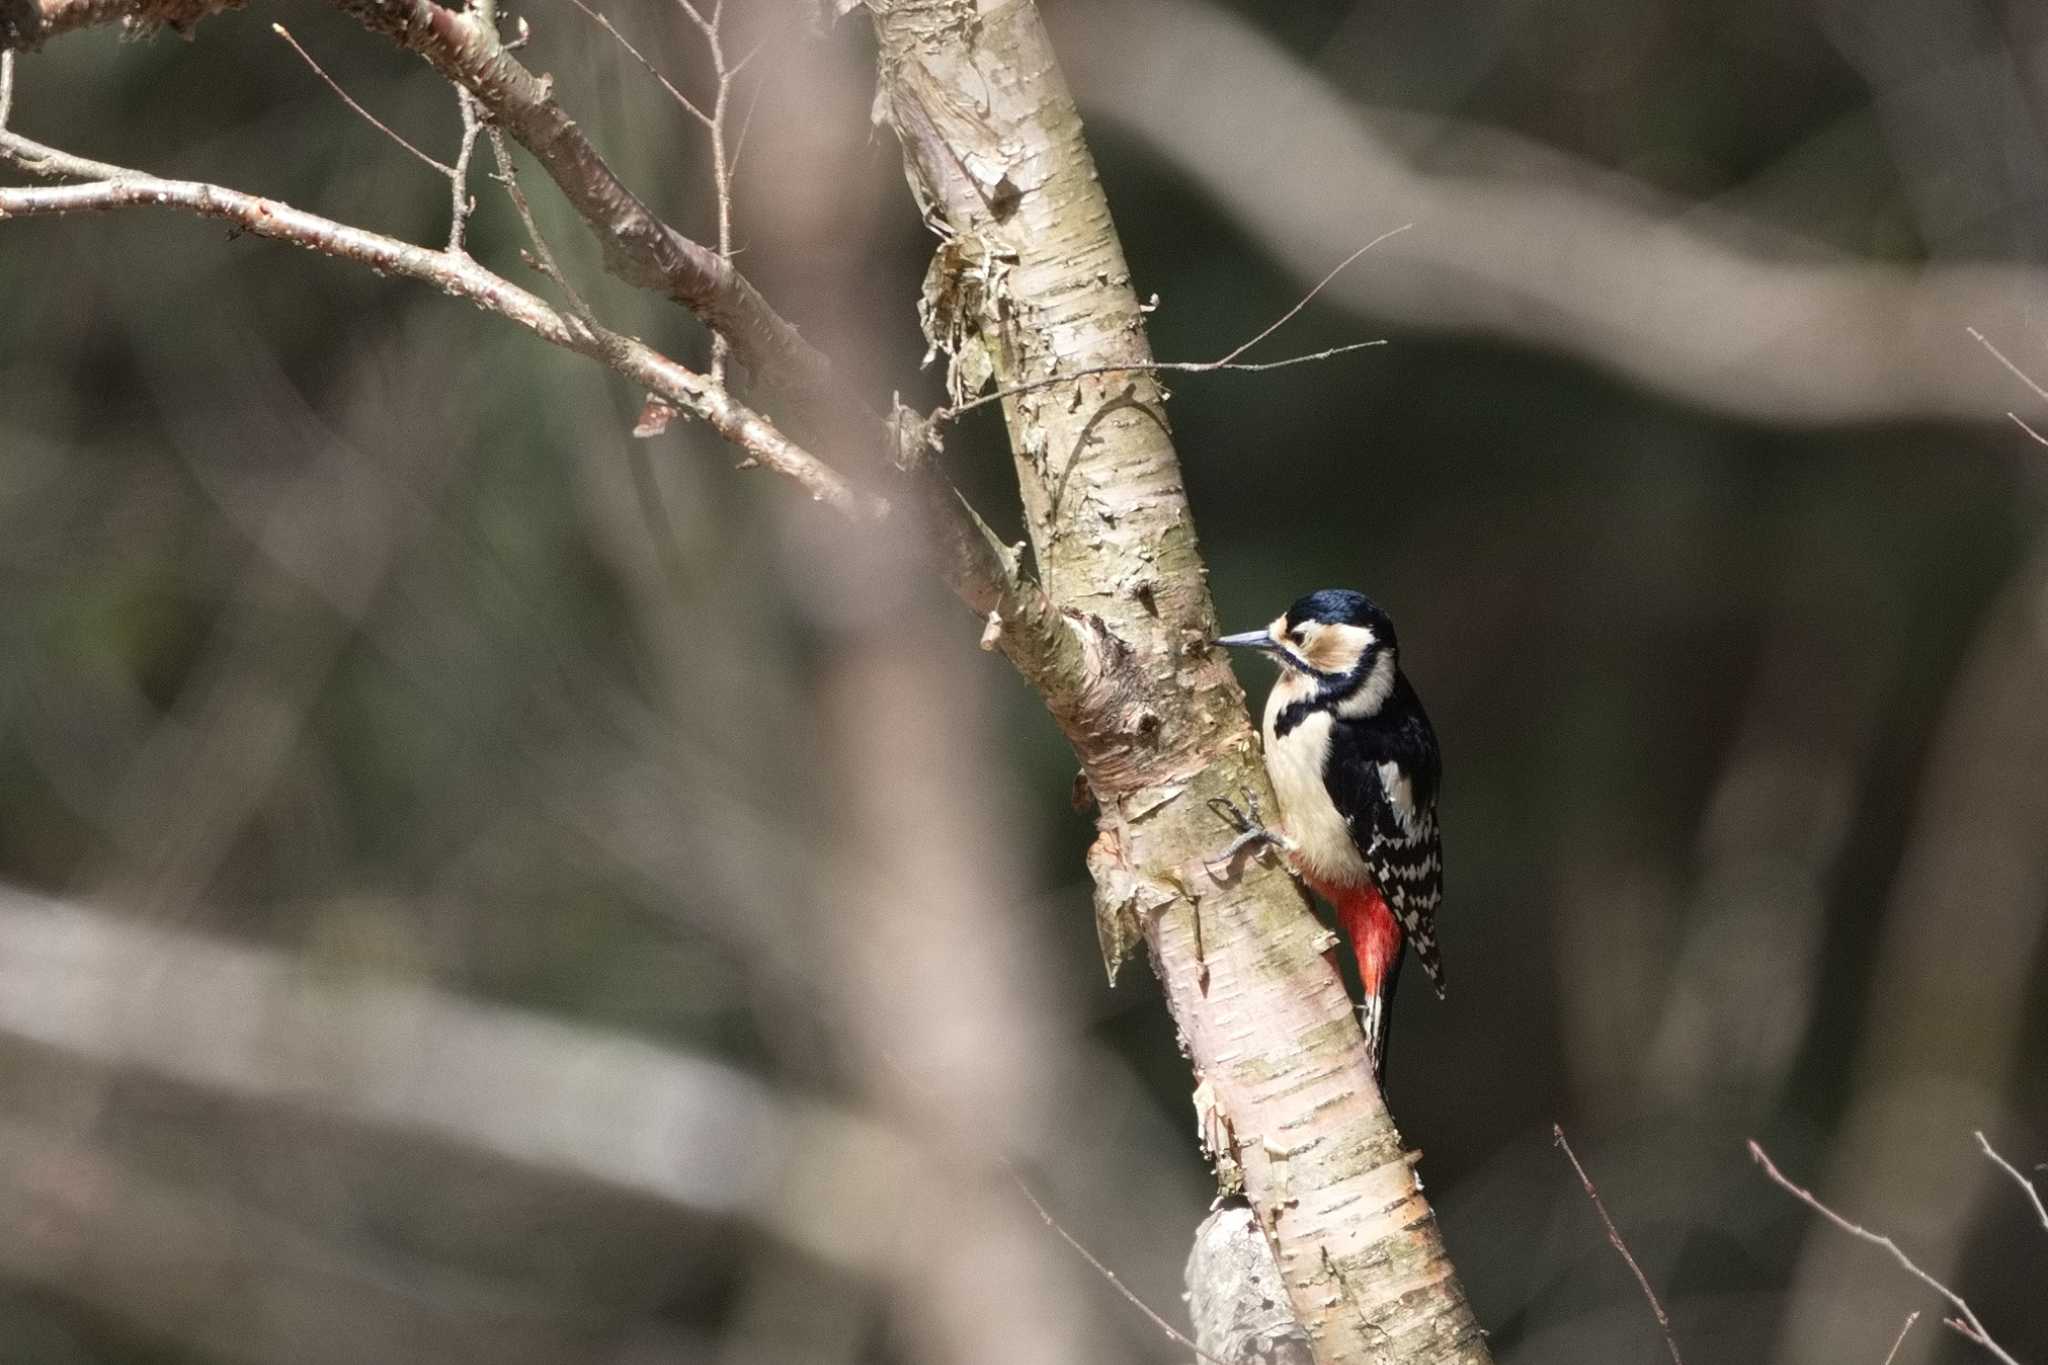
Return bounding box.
[1086,828,1146,985]
[632,395,681,437]
[887,394,940,472]
[917,232,1013,403]
[1194,1079,1245,1195]
[1085,822,1194,986]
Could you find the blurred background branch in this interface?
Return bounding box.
[1055,0,2048,427]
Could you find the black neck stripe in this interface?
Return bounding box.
[1272,661,1372,738]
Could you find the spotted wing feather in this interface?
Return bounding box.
[1322,676,1446,994]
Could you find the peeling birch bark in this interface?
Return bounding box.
[868,3,1492,1362]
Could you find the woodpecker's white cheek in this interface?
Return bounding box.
[1262,688,1372,886]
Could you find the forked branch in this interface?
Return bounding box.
[1749,1140,2021,1365]
[0,118,873,518]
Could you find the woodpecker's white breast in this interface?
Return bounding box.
[1263,673,1373,886]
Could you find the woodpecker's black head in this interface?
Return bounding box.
[1217,589,1397,677]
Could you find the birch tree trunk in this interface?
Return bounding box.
[867,4,1492,1362]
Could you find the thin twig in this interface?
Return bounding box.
[443,0,495,251]
[2008,412,2048,447]
[272,23,455,177]
[556,0,740,378]
[1975,1131,2048,1234]
[1967,326,2048,405]
[727,32,769,81]
[934,341,1387,426]
[1,50,16,130]
[1883,1312,1922,1365]
[705,37,732,385]
[684,0,741,385]
[1748,1140,2021,1365]
[1966,328,2048,446]
[929,226,1410,427]
[930,229,1406,427]
[873,1053,1226,1365]
[485,126,597,330]
[726,56,766,186]
[557,0,711,127]
[447,91,482,252]
[675,0,715,44]
[1006,1165,1233,1365]
[1553,1126,1684,1365]
[1212,222,1411,368]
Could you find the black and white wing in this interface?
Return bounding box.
[1324,679,1446,993]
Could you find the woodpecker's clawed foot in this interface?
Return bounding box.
[1205,789,1293,876]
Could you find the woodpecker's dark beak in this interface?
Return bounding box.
[1214,630,1279,653]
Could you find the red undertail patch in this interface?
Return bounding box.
[1327,881,1402,1002]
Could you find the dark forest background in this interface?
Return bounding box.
[1,0,2044,1362]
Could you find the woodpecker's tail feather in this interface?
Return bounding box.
[1411,920,1446,999]
[1359,949,1404,1081]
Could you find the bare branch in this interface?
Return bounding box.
[1883,1312,1922,1365]
[272,22,454,176]
[1749,1140,2021,1365]
[447,89,481,250]
[1974,1131,2048,1234]
[2,0,1074,695]
[326,0,850,416]
[1553,1126,1684,1365]
[446,0,491,253]
[6,0,247,48]
[6,0,862,432]
[0,109,1077,701]
[0,130,879,519]
[674,0,713,45]
[699,0,736,385]
[556,0,711,127]
[1212,223,1410,368]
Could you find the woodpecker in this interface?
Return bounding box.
[1212,589,1444,1080]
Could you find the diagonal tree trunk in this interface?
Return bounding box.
[866,4,1491,1362]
